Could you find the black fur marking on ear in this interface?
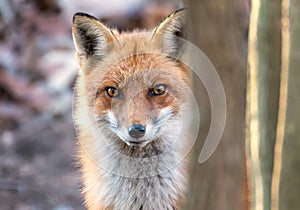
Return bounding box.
[170,24,186,54]
[174,30,183,38]
[73,12,99,23]
[78,27,99,56]
[172,8,187,39]
[153,7,187,38]
[168,7,187,18]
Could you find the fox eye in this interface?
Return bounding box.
[149,84,167,96]
[105,87,119,98]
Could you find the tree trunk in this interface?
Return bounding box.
[185,1,249,209]
[247,0,300,210]
[274,0,300,209]
[246,0,281,209]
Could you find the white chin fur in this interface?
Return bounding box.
[125,140,151,148]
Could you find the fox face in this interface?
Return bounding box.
[73,9,191,152]
[94,61,189,148]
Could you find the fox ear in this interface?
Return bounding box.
[153,8,189,57]
[72,13,115,64]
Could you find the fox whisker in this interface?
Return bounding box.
[153,107,175,125]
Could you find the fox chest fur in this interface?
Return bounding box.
[72,8,193,210]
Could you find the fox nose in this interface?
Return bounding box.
[128,124,146,138]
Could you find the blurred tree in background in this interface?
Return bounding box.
[186,0,249,209]
[246,0,300,210]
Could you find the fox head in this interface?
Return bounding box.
[72,9,192,151]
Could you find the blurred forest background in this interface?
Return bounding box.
[0,0,299,210]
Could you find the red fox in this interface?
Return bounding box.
[72,8,195,210]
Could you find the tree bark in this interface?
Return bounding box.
[185,1,249,209]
